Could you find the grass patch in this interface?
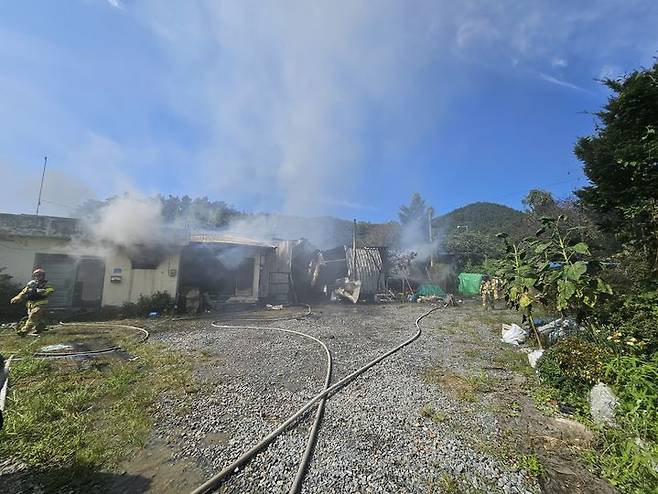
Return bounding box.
[0,323,143,357]
[516,454,546,478]
[488,400,522,418]
[467,309,515,327]
[424,368,499,403]
[437,473,465,493]
[420,404,447,423]
[527,380,560,416]
[462,348,482,359]
[493,348,535,377]
[0,340,192,490]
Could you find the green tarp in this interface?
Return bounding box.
[416,283,446,297]
[458,273,483,296]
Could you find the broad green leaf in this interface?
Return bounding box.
[571,242,591,255]
[596,278,613,295]
[565,261,587,281]
[557,294,568,311]
[534,243,550,254]
[558,279,576,300]
[522,277,537,289]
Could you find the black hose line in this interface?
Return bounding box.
[190,305,440,494]
[206,322,332,494]
[12,323,150,361]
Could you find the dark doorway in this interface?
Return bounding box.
[34,254,105,309]
[73,257,106,309]
[179,244,257,303]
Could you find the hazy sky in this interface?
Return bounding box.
[1,1,657,221]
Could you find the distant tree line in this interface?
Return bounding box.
[75,194,243,230]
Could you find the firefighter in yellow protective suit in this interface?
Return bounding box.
[10,268,54,336]
[481,276,503,310]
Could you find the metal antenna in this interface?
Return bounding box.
[352,219,357,280]
[36,156,47,215]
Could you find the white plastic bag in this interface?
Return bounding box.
[501,323,527,345]
[528,349,544,368]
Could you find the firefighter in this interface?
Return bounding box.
[10,268,54,336]
[492,276,503,303]
[480,275,495,310]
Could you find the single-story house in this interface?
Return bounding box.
[0,213,307,310]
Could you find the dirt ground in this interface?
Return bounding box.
[1,302,616,493]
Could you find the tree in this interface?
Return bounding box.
[398,193,434,252]
[441,230,504,270]
[575,61,658,271]
[75,194,241,230]
[399,193,429,227]
[523,189,559,216]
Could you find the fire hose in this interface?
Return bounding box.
[9,322,150,361]
[190,305,440,494]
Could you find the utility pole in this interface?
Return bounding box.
[428,207,434,268]
[36,156,47,216]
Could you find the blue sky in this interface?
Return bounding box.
[1,1,657,222]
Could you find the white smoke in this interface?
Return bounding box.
[69,194,178,258]
[89,194,166,248]
[217,213,352,249]
[138,1,443,215]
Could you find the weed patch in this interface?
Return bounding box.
[420,404,447,423]
[462,348,482,359]
[0,342,192,490]
[493,348,535,377]
[437,473,465,493]
[516,454,545,478]
[424,368,499,403]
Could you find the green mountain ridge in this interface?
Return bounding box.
[433,202,529,237]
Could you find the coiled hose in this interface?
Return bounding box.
[11,322,150,361]
[190,305,440,494]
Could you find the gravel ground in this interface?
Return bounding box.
[145,303,542,494]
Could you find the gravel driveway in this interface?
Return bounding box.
[138,303,543,494]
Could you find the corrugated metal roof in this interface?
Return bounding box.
[345,247,384,295]
[190,233,275,248]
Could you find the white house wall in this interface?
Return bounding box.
[101,252,180,306]
[0,235,73,285]
[0,235,182,307]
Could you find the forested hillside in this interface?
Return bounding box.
[433,202,530,238]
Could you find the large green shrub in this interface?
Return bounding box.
[601,291,658,354]
[121,291,174,318]
[589,354,658,493]
[537,338,611,403]
[0,267,26,323]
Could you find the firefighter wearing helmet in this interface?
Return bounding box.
[10,268,55,336]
